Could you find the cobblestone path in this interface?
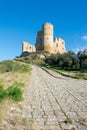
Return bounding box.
[22,65,87,130]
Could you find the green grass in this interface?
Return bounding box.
[73,73,86,79]
[15,55,45,65]
[0,82,24,101]
[0,84,7,99]
[41,63,87,79]
[55,69,87,79]
[0,60,31,73]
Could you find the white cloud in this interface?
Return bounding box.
[73,48,80,54]
[81,35,87,40]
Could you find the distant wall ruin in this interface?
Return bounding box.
[22,42,36,53]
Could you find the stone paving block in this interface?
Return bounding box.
[47,116,57,122]
[66,112,78,120]
[46,121,58,126]
[56,116,66,122]
[74,122,87,130]
[44,110,54,116]
[50,126,61,130]
[35,121,44,126]
[60,123,77,130]
[54,110,65,116]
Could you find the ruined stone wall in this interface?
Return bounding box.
[22,42,36,53]
[54,38,66,54]
[36,30,44,51]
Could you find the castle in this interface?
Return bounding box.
[22,23,66,54]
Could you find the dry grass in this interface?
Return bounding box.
[0,71,33,129]
[0,72,30,89]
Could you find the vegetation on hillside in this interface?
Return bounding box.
[44,49,87,71]
[43,49,87,79]
[0,60,32,101]
[0,82,23,101]
[15,56,44,65]
[15,49,87,79]
[77,49,87,70]
[0,60,32,128]
[15,51,50,64]
[0,60,31,73]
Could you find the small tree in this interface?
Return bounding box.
[77,49,87,71]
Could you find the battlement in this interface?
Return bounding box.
[54,37,65,43]
[42,22,53,27]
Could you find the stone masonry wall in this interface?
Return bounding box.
[22,42,36,53]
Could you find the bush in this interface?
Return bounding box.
[0,85,7,100]
[77,49,87,71]
[7,86,23,101]
[0,83,23,101]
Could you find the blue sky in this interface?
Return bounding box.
[0,0,87,61]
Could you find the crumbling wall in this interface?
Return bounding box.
[22,42,36,53]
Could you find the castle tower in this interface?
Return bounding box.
[43,23,54,52]
[36,23,54,52]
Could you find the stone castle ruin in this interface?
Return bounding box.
[22,23,66,54]
[22,41,36,53]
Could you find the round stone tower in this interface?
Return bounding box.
[36,22,54,52]
[42,23,54,52]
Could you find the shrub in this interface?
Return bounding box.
[0,85,7,100]
[7,86,23,101]
[0,83,23,101]
[77,49,87,71]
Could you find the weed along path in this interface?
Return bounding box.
[20,65,87,130]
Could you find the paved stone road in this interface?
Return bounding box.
[22,65,87,130]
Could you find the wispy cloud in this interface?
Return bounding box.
[73,48,80,54]
[73,48,87,53]
[81,35,87,40]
